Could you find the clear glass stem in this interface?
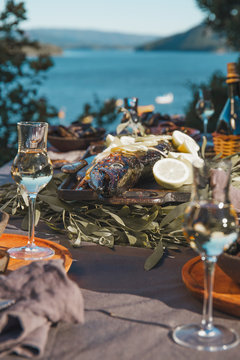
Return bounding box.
[203,116,208,137]
[201,257,216,334]
[28,193,37,248]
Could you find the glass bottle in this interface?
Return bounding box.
[216,62,240,135]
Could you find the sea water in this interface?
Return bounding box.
[39,50,239,132]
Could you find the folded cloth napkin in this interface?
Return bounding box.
[0,259,84,358]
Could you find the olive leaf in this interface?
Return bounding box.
[160,202,190,228]
[100,207,125,226]
[124,232,138,245]
[19,188,28,206]
[38,194,70,212]
[144,237,164,271]
[162,217,183,233]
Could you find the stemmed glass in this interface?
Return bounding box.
[195,89,214,141]
[172,158,239,351]
[9,122,55,260]
[117,97,145,136]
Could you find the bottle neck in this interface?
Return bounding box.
[228,81,239,98]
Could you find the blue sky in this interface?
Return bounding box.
[20,0,205,36]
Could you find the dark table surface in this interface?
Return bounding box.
[1,162,240,360]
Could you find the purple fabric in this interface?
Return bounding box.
[0,260,84,358]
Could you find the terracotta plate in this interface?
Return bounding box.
[182,256,240,317]
[0,233,72,273]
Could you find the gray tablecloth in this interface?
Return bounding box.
[1,163,240,360]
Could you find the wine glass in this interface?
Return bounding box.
[172,158,239,351]
[117,97,145,136]
[195,89,214,141]
[9,122,55,260]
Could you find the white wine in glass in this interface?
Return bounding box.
[195,89,214,140]
[9,122,54,260]
[172,158,239,351]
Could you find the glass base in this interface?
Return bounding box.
[172,323,239,351]
[8,245,55,260]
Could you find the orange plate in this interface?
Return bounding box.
[182,256,240,317]
[0,233,72,273]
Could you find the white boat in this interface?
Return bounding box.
[155,92,174,104]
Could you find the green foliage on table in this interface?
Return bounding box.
[0,174,189,270]
[1,153,240,270]
[0,0,58,166]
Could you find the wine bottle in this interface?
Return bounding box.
[216,62,240,135]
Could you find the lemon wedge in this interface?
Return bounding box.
[177,141,198,156]
[153,158,190,189]
[172,130,199,155]
[168,151,196,163]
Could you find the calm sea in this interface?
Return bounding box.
[39,50,239,131]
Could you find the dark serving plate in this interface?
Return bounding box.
[57,171,191,205]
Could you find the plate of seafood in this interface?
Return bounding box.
[57,131,201,205]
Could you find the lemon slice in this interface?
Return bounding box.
[153,158,190,189]
[172,130,199,154]
[168,152,195,184]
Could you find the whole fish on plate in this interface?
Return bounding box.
[79,140,171,197]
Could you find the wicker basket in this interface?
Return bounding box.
[212,132,240,157]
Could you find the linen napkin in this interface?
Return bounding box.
[0,259,84,358]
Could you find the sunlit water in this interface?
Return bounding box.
[39,50,239,132]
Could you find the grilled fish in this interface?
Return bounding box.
[81,140,171,197]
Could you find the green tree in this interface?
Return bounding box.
[75,95,119,128]
[184,71,226,132]
[0,0,57,165]
[196,0,240,50]
[185,1,240,131]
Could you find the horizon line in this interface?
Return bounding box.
[22,23,202,39]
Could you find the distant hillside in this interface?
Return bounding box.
[22,43,62,56]
[136,24,230,52]
[25,28,159,50]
